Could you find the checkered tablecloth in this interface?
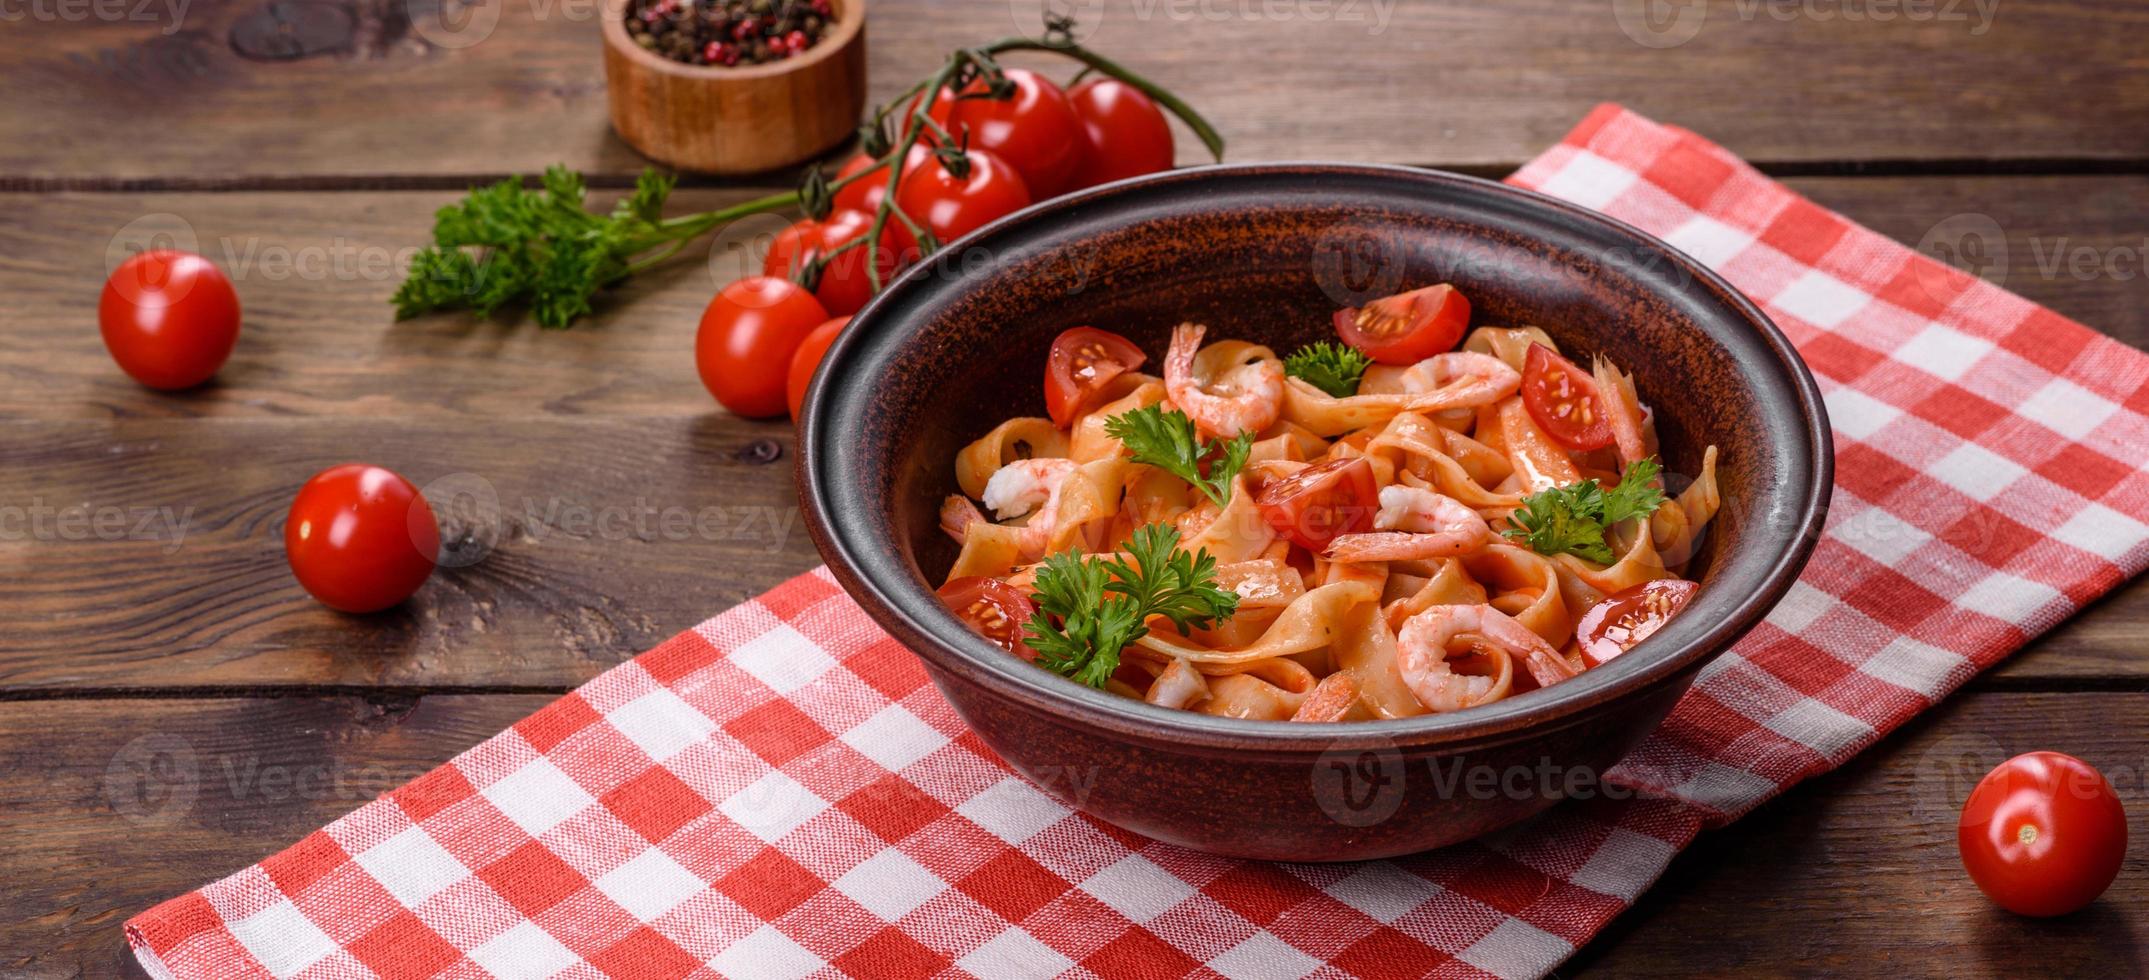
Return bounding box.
[127,106,2149,980]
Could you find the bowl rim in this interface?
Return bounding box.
[601,0,864,80]
[798,161,1833,753]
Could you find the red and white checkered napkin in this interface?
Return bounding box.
[129,105,2149,980]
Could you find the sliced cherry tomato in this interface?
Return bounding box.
[1960,751,2127,917]
[763,209,915,317]
[285,464,438,613]
[99,250,242,390]
[1255,456,1379,551]
[921,68,1082,199]
[831,145,931,217]
[1064,78,1175,190]
[1044,326,1146,427]
[1333,283,1470,365]
[786,316,850,421]
[695,276,831,419]
[1520,343,1614,451]
[894,147,1032,245]
[937,576,1038,658]
[1575,578,1699,667]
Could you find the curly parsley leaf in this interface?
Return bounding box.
[1023,524,1239,688]
[1103,404,1254,508]
[1283,341,1373,398]
[1501,458,1669,564]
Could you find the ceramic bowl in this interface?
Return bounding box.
[797,163,1831,861]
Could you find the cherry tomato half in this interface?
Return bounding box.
[1333,283,1470,366]
[1960,751,2128,917]
[1520,343,1614,451]
[831,145,931,217]
[894,147,1032,246]
[763,209,915,317]
[1255,456,1379,551]
[922,68,1082,199]
[695,276,831,419]
[1044,326,1146,427]
[1064,78,1175,190]
[787,316,850,421]
[285,464,439,613]
[1575,578,1698,667]
[937,576,1037,658]
[99,250,242,390]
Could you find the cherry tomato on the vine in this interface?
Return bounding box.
[921,68,1083,199]
[1044,326,1146,427]
[831,145,931,217]
[1959,751,2127,917]
[696,276,830,418]
[1521,343,1615,451]
[1064,78,1175,190]
[1334,283,1470,365]
[937,576,1037,657]
[99,250,242,390]
[894,147,1032,246]
[285,464,438,614]
[787,316,850,421]
[763,209,915,317]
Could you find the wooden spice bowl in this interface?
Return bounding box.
[602,0,867,175]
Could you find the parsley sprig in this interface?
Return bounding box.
[1023,524,1239,687]
[1283,341,1373,398]
[1103,405,1254,508]
[1502,458,1669,563]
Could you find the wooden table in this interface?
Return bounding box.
[4,1,2145,975]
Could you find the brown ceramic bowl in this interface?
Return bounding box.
[797,163,1831,861]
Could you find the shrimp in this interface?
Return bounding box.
[1592,356,1649,466]
[1324,486,1491,562]
[940,495,986,544]
[979,458,1079,557]
[1397,351,1521,413]
[1395,603,1578,712]
[1164,322,1284,438]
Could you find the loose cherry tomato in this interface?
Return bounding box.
[98,250,242,390]
[1064,78,1175,190]
[763,209,915,317]
[285,464,439,613]
[1520,343,1615,451]
[894,147,1032,245]
[1960,752,2127,917]
[1333,283,1470,365]
[786,315,850,421]
[1255,456,1379,551]
[937,576,1037,658]
[831,145,931,217]
[1575,578,1699,667]
[920,68,1082,199]
[695,276,831,418]
[1044,326,1146,427]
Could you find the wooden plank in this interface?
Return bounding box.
[0,692,2141,975]
[5,0,2147,183]
[1571,691,2149,976]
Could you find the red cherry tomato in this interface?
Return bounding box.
[285,464,439,613]
[1333,283,1470,365]
[1255,456,1380,551]
[1575,578,1699,667]
[695,276,831,419]
[1960,752,2128,917]
[1044,326,1147,427]
[1064,78,1175,190]
[894,147,1032,246]
[937,576,1037,658]
[920,69,1082,199]
[831,145,930,217]
[787,316,850,421]
[1520,343,1615,451]
[98,250,241,390]
[763,209,915,317]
